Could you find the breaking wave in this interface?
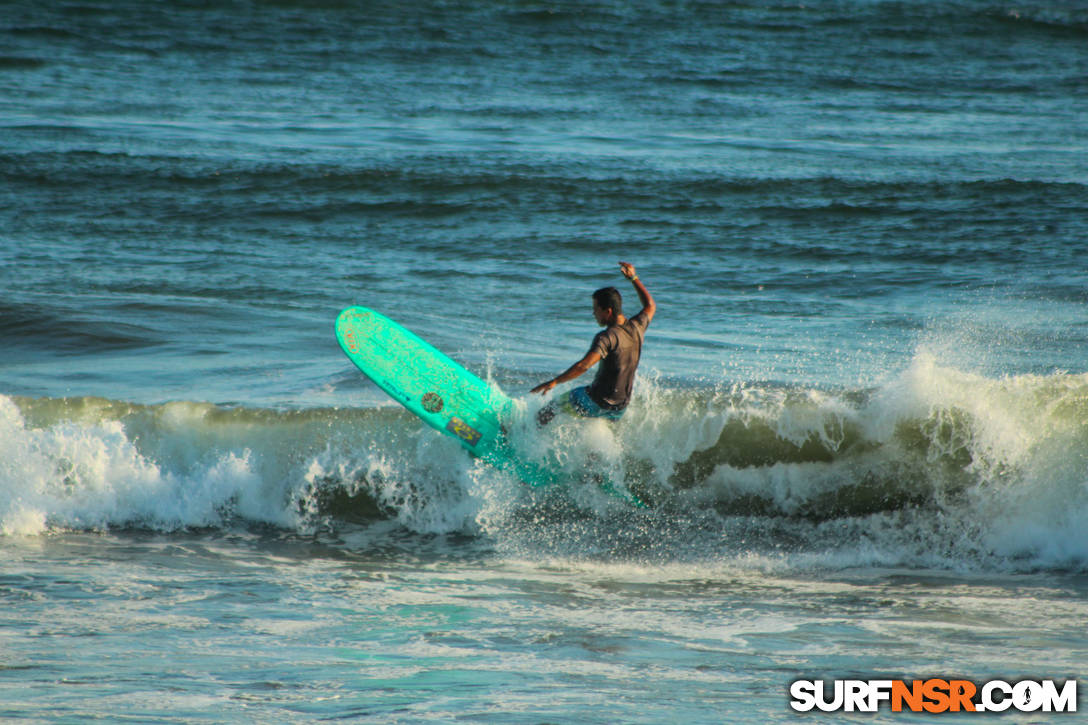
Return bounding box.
[3,351,1086,573]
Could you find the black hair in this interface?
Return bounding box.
[592,286,623,315]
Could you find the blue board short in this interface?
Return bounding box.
[564,386,625,420]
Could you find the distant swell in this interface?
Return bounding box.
[4,150,1085,230]
[0,302,160,354]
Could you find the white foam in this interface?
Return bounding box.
[4,351,1087,573]
[0,396,298,536]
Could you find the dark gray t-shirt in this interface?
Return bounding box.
[586,309,651,410]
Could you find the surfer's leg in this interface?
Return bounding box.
[539,388,625,426]
[536,401,558,426]
[569,386,625,420]
[537,388,587,426]
[567,387,596,417]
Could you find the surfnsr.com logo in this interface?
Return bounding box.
[789,678,1078,714]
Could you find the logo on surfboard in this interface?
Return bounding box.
[446,416,482,446]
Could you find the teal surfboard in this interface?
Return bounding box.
[335,306,645,506]
[335,306,547,479]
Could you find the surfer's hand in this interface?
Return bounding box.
[619,261,637,280]
[531,379,556,395]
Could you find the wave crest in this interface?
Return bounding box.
[3,353,1086,571]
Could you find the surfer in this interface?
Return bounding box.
[532,261,655,423]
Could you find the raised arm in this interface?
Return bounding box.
[618,261,655,323]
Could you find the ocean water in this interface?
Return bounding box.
[2,0,1087,721]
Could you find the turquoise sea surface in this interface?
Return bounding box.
[2,1,1086,721]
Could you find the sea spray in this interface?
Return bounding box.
[0,396,276,535]
[3,355,1087,571]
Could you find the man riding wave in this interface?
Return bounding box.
[532,262,655,423]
